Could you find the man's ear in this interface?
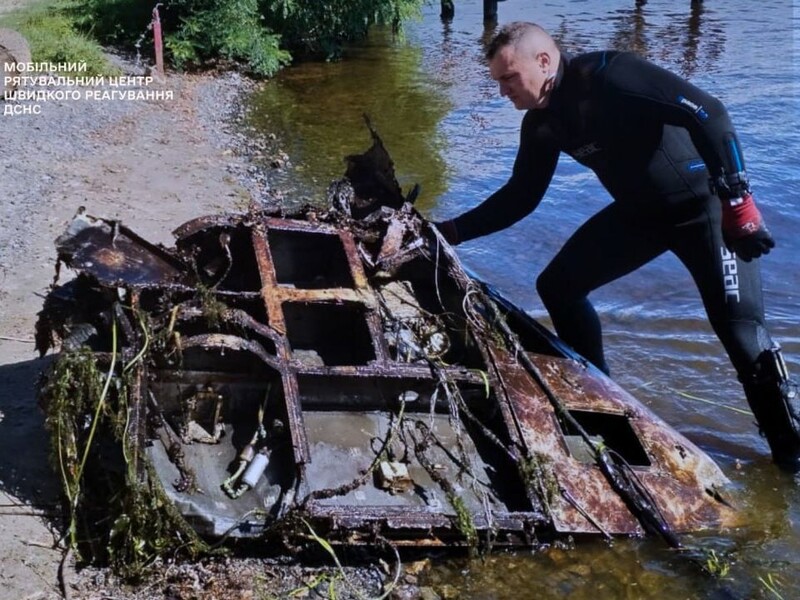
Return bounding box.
[536,51,551,73]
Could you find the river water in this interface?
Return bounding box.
[248,1,800,597]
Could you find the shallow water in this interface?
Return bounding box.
[248,1,800,597]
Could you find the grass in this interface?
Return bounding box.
[0,0,119,76]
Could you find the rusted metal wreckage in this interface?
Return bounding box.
[36,126,736,560]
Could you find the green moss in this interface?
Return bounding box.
[198,284,227,328]
[520,453,559,511]
[447,493,477,547]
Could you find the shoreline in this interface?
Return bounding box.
[0,61,394,599]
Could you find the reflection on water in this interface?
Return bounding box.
[247,29,451,210]
[248,0,799,597]
[548,1,726,77]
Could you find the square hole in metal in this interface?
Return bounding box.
[283,302,375,366]
[268,228,354,289]
[560,410,651,467]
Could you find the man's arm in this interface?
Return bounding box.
[603,52,773,260]
[603,52,744,186]
[440,113,560,244]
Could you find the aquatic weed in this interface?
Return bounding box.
[759,573,785,599]
[447,492,478,548]
[41,311,212,579]
[703,549,731,578]
[198,283,227,328]
[520,453,558,511]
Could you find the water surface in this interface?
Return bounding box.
[248,1,800,596]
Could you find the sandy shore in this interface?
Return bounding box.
[0,46,419,597]
[0,63,264,599]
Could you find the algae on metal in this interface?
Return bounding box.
[34,123,738,578]
[40,340,212,578]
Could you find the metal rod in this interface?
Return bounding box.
[474,284,682,549]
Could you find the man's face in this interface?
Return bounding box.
[489,45,550,110]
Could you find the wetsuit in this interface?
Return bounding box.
[450,50,772,378]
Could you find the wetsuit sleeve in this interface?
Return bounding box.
[603,52,749,197]
[450,113,560,243]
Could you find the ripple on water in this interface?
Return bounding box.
[247,0,800,595]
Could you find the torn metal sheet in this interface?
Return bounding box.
[36,124,737,563]
[54,208,192,288]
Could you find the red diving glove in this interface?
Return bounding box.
[721,193,775,261]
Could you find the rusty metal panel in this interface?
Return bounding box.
[501,350,737,535]
[36,123,739,554]
[56,210,190,287]
[39,204,739,548]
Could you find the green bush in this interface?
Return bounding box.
[61,0,286,76]
[0,1,117,76]
[265,0,423,60]
[62,0,423,75]
[61,0,152,45]
[167,0,290,75]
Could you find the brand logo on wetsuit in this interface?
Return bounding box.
[686,160,706,172]
[677,95,709,121]
[572,142,602,159]
[721,246,740,303]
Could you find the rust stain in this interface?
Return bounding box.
[36,125,738,551]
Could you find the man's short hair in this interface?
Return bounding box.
[486,22,547,60]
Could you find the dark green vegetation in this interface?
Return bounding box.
[262,0,421,62]
[70,0,290,75]
[11,0,424,76]
[1,0,424,76]
[40,332,211,578]
[0,1,118,76]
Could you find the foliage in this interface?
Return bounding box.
[164,0,290,75]
[59,0,151,45]
[759,573,785,600]
[41,346,106,548]
[300,518,401,600]
[56,0,423,74]
[62,0,287,75]
[520,453,559,510]
[0,1,118,76]
[264,0,423,60]
[447,492,478,547]
[106,461,212,578]
[197,284,225,327]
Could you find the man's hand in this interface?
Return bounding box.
[433,220,460,245]
[721,193,775,261]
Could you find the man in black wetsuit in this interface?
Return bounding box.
[434,22,800,472]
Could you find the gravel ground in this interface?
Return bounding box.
[0,51,442,599]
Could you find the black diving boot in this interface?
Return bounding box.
[742,346,800,473]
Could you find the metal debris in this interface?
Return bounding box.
[35,124,737,566]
